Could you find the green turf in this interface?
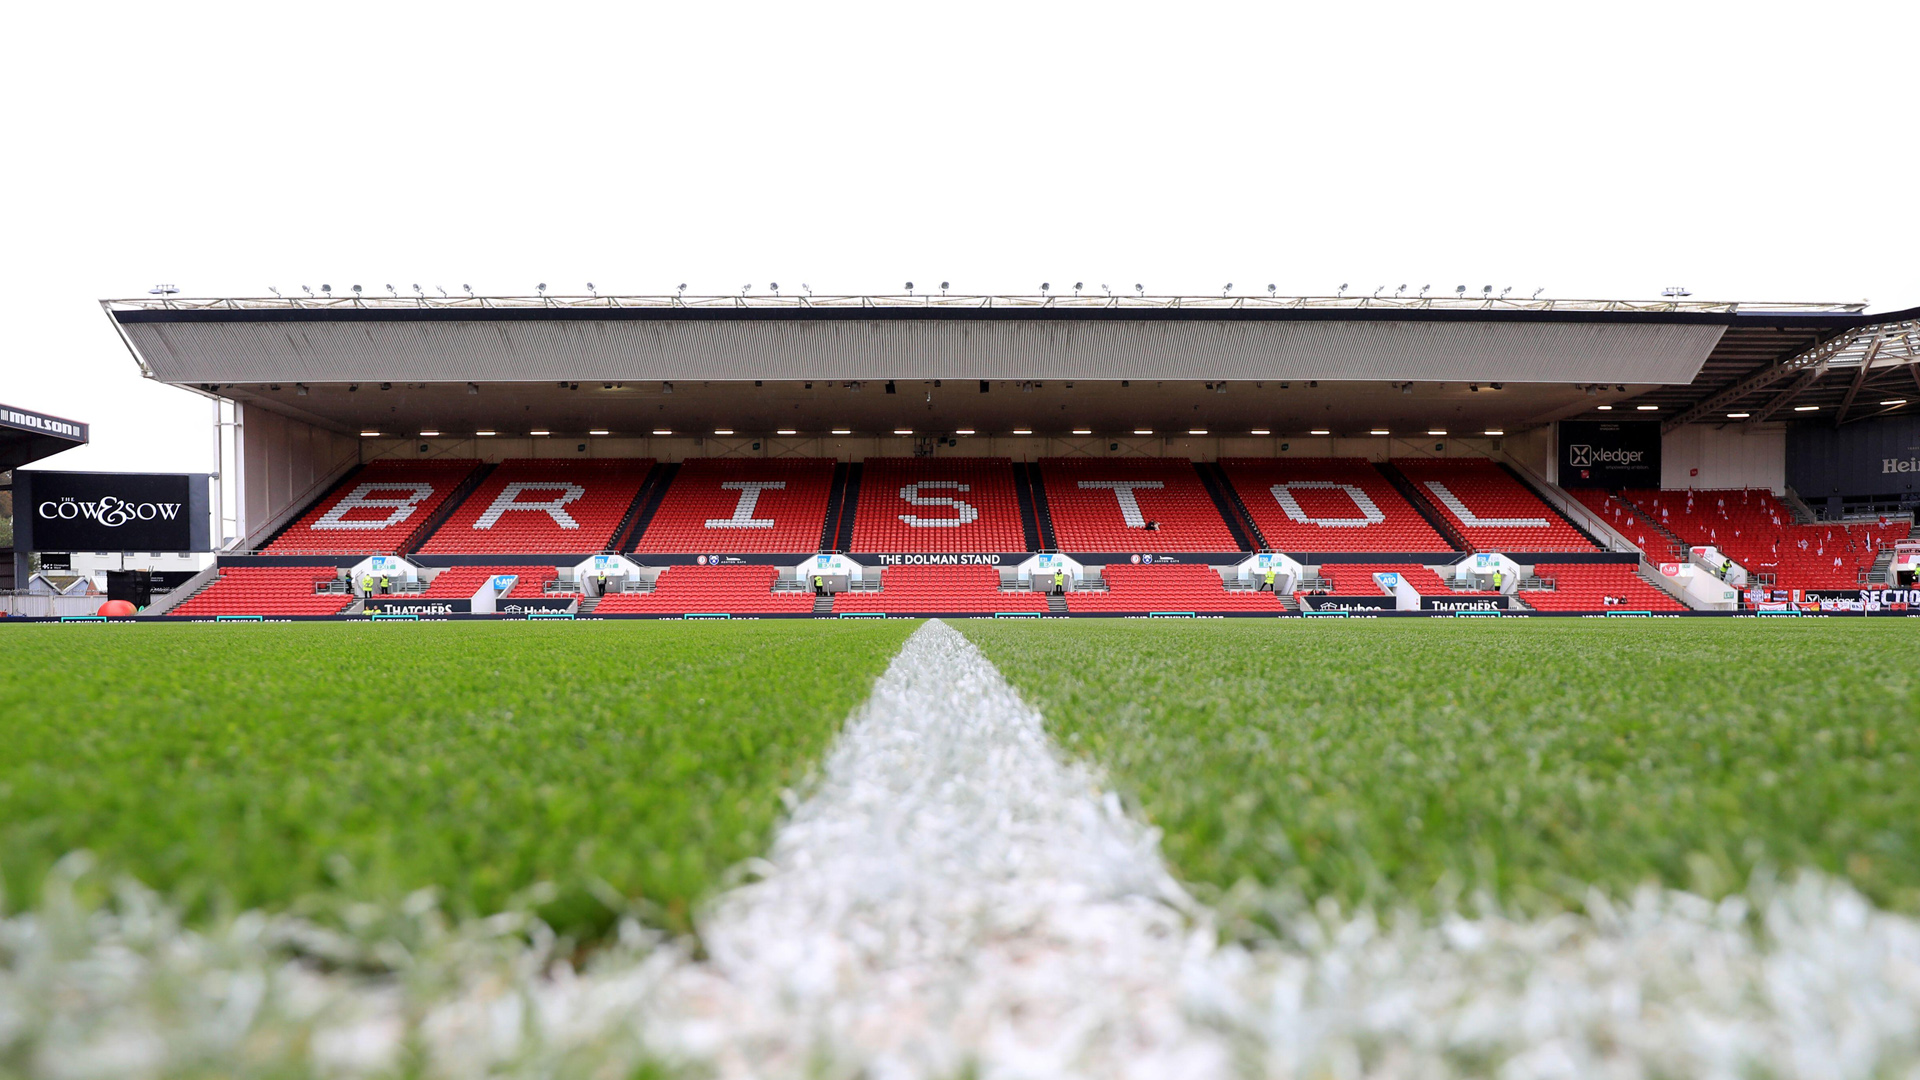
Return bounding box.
[961,619,1920,916]
[0,620,914,938]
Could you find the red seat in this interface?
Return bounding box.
[419,459,652,554]
[263,460,480,555]
[1222,458,1451,552]
[850,458,1028,553]
[420,565,552,598]
[1065,563,1285,613]
[831,565,1048,613]
[1518,563,1687,612]
[1039,458,1240,553]
[595,565,815,615]
[1618,488,1904,594]
[632,459,833,554]
[1393,459,1595,552]
[169,567,354,617]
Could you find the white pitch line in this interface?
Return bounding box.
[8,620,1920,1078]
[650,617,1235,1079]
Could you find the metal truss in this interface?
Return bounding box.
[1663,314,1920,432]
[101,293,1868,315]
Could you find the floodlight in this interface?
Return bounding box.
[1470,384,1480,392]
[1533,287,1544,298]
[940,281,950,294]
[906,282,914,292]
[379,382,392,391]
[1336,283,1347,297]
[352,284,363,296]
[301,285,313,296]
[662,381,674,394]
[1224,283,1234,295]
[1134,283,1144,296]
[677,283,687,295]
[1395,284,1406,296]
[1074,282,1083,294]
[537,283,548,295]
[1481,285,1492,297]
[268,286,281,297]
[885,381,897,394]
[1500,286,1512,298]
[467,383,479,395]
[1419,284,1430,297]
[1455,285,1466,296]
[587,282,597,296]
[1041,282,1051,293]
[320,284,332,296]
[770,282,779,293]
[295,383,308,396]
[384,284,396,296]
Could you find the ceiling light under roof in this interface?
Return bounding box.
[894,428,914,435]
[1072,429,1093,435]
[419,430,439,437]
[1309,429,1330,435]
[1596,405,1613,411]
[1793,405,1819,412]
[652,428,672,435]
[1012,429,1033,435]
[1484,429,1505,436]
[1189,429,1208,435]
[1880,399,1909,407]
[954,428,975,435]
[1251,429,1271,435]
[1134,429,1154,435]
[360,431,381,437]
[589,429,610,436]
[476,429,497,436]
[1636,405,1659,411]
[715,428,735,435]
[1428,429,1448,436]
[1726,412,1750,419]
[776,428,798,435]
[1370,429,1390,435]
[832,428,852,435]
[530,429,550,436]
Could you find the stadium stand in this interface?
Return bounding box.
[1568,487,1687,559]
[1221,458,1453,552]
[169,567,354,617]
[594,564,814,616]
[1392,458,1596,552]
[262,460,480,555]
[1065,563,1285,613]
[1518,563,1687,612]
[1617,488,1904,589]
[631,458,833,554]
[849,458,1029,552]
[418,459,653,554]
[831,565,1049,614]
[419,565,550,598]
[1313,562,1494,595]
[1039,458,1241,552]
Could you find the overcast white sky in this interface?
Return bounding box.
[3,2,1914,475]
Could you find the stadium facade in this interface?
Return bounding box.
[82,292,1920,618]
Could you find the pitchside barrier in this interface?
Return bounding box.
[1604,610,1654,617]
[1302,609,1350,618]
[370,613,419,621]
[1451,609,1503,618]
[682,613,732,620]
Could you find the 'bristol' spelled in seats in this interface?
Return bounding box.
[1221,458,1452,552]
[632,458,834,554]
[263,460,480,555]
[1393,458,1595,552]
[850,458,1028,553]
[419,459,653,554]
[1039,458,1240,553]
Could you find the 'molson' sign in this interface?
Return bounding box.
[14,470,212,552]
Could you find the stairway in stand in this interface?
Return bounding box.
[1046,594,1067,614]
[813,593,834,615]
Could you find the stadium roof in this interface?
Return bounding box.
[104,294,1917,436]
[0,403,88,472]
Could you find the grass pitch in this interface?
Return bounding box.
[962,618,1920,917]
[0,620,912,938]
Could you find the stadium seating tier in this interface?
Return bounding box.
[169,567,354,617]
[1517,563,1686,612]
[831,565,1048,613]
[1039,458,1240,553]
[263,460,480,555]
[1617,488,1904,592]
[1221,458,1452,553]
[850,458,1028,553]
[632,458,833,554]
[1392,459,1595,552]
[1065,563,1285,613]
[419,459,652,554]
[595,565,814,615]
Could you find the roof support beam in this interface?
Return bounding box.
[1662,330,1849,432]
[1748,368,1824,424]
[1834,329,1888,426]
